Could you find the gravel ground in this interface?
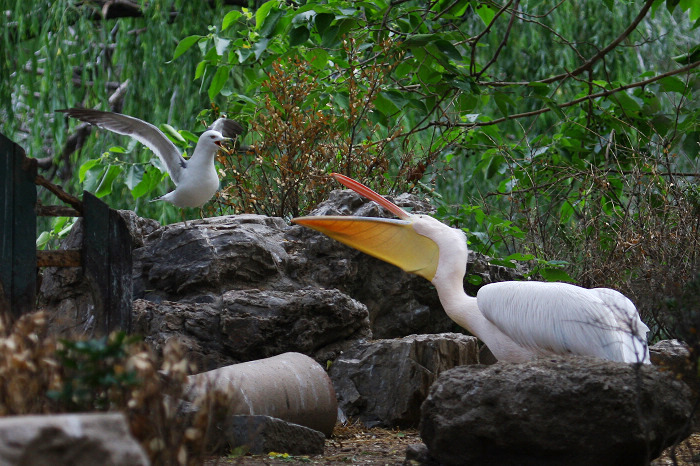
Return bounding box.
[204,426,700,465]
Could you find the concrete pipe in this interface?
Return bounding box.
[186,352,337,436]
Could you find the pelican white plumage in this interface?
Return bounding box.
[59,108,243,208]
[292,174,651,364]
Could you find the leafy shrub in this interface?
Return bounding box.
[0,312,232,465]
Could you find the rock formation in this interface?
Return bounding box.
[329,333,479,427]
[39,189,524,369]
[420,357,693,465]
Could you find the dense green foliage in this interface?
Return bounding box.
[2,0,698,337]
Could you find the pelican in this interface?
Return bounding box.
[292,174,651,364]
[59,108,243,208]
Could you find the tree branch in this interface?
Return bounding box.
[439,60,700,129]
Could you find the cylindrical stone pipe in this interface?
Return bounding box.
[185,352,337,436]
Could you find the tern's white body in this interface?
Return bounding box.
[60,109,243,208]
[157,130,222,208]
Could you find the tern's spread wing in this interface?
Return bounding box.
[59,108,187,184]
[208,118,244,138]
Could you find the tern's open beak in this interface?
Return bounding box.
[215,137,231,148]
[291,216,439,281]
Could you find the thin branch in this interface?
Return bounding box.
[477,0,521,80]
[437,60,700,130]
[469,0,515,75]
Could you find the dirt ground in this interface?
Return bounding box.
[205,422,420,465]
[205,424,700,465]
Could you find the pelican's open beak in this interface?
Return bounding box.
[291,174,440,281]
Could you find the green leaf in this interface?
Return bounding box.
[305,48,329,69]
[505,253,535,261]
[255,0,277,30]
[124,164,145,191]
[36,231,50,249]
[559,201,574,223]
[434,40,462,62]
[79,159,100,183]
[476,4,496,26]
[215,37,231,56]
[160,124,187,145]
[194,60,207,80]
[289,26,310,46]
[401,34,438,47]
[208,65,230,100]
[671,44,700,64]
[108,146,127,154]
[95,165,123,198]
[179,130,199,144]
[252,38,270,60]
[612,91,642,113]
[314,13,335,35]
[222,10,242,31]
[466,274,483,286]
[172,35,202,61]
[658,76,687,93]
[528,82,550,97]
[488,258,517,269]
[485,154,504,178]
[131,167,163,200]
[259,8,285,37]
[539,267,574,283]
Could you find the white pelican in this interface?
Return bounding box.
[60,108,243,208]
[292,174,651,364]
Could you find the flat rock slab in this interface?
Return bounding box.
[421,357,693,466]
[330,333,479,427]
[225,415,325,455]
[0,412,149,466]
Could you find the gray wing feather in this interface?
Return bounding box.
[208,118,244,138]
[59,108,187,184]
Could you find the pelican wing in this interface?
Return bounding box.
[590,288,650,363]
[292,216,439,281]
[59,108,187,184]
[476,281,635,362]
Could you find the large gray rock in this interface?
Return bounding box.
[0,412,149,466]
[421,357,693,466]
[134,215,290,299]
[132,288,370,369]
[329,333,479,427]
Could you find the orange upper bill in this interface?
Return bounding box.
[292,216,439,281]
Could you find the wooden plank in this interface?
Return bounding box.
[109,206,133,332]
[0,134,37,320]
[82,192,132,333]
[36,250,81,268]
